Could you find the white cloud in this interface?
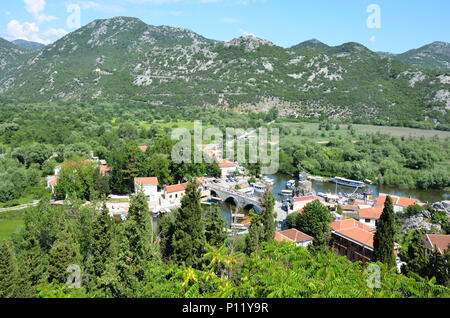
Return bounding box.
[6,19,49,44]
[220,17,239,23]
[6,19,67,45]
[23,0,57,24]
[240,29,255,37]
[23,0,46,17]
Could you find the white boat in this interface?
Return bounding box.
[286,180,296,189]
[331,176,365,188]
[253,183,266,193]
[280,190,293,196]
[262,176,274,185]
[238,187,255,195]
[314,176,324,182]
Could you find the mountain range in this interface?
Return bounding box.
[11,39,46,51]
[0,17,448,127]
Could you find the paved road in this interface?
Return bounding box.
[0,200,40,213]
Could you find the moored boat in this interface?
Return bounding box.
[253,183,266,193]
[209,197,223,203]
[286,180,296,189]
[279,190,293,196]
[331,176,365,188]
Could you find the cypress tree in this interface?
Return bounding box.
[244,210,264,256]
[97,224,138,297]
[404,230,428,276]
[47,226,82,284]
[427,246,449,286]
[259,189,277,242]
[87,204,114,284]
[373,195,396,267]
[0,240,19,298]
[205,204,227,247]
[125,190,157,280]
[171,181,207,268]
[17,233,46,297]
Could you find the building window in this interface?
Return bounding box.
[365,219,370,223]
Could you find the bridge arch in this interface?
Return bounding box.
[210,189,219,197]
[243,203,260,213]
[224,196,239,207]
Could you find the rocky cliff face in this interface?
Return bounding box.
[0,17,449,127]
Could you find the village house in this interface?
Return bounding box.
[134,177,160,203]
[46,175,58,193]
[275,229,313,247]
[99,165,112,176]
[375,194,419,213]
[331,219,399,265]
[138,145,147,152]
[422,234,450,255]
[358,207,383,228]
[292,195,325,213]
[331,219,376,265]
[218,160,237,178]
[164,182,188,206]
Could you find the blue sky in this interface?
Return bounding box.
[1,0,449,53]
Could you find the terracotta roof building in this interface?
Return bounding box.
[275,229,313,247]
[358,207,383,228]
[423,234,450,255]
[138,145,147,152]
[331,219,376,265]
[134,177,158,185]
[375,194,418,212]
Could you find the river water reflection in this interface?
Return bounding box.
[217,174,449,227]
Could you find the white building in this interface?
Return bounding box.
[218,160,237,177]
[375,194,419,213]
[164,182,188,206]
[357,207,383,228]
[134,177,159,203]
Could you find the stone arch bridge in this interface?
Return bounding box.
[208,184,261,213]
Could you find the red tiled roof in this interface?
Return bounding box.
[99,165,111,174]
[336,227,374,249]
[275,229,313,243]
[358,207,383,220]
[375,195,418,208]
[138,145,147,152]
[396,197,418,208]
[423,234,450,254]
[218,160,236,168]
[331,218,375,233]
[134,177,158,185]
[49,179,58,186]
[293,195,325,203]
[165,183,188,193]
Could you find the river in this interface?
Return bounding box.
[215,174,450,227]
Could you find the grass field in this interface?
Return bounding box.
[0,210,25,241]
[279,122,450,144]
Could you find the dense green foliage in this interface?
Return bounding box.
[278,129,450,190]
